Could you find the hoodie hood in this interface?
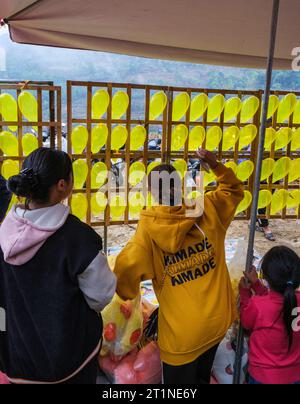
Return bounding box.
[0,204,70,266]
[140,205,198,254]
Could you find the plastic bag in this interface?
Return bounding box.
[227,239,248,300]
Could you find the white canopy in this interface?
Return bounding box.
[1,0,299,69]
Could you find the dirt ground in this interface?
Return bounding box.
[97,219,300,258]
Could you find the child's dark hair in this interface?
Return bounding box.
[148,164,182,206]
[7,148,72,205]
[261,246,300,348]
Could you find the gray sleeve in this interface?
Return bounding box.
[78,252,116,312]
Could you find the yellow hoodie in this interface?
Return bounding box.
[115,163,244,366]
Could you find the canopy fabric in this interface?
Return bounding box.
[1,0,298,69]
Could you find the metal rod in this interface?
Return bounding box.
[233,0,281,385]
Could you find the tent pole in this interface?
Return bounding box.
[233,0,281,385]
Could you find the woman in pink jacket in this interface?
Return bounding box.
[239,246,300,385]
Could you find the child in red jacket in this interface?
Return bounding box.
[239,246,300,385]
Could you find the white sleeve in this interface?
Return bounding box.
[78,252,116,312]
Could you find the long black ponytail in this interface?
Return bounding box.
[261,246,300,349]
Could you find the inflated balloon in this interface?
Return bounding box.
[237,160,254,182]
[291,128,300,151]
[288,159,300,183]
[287,190,300,209]
[0,131,18,156]
[0,94,18,132]
[22,133,38,156]
[7,194,18,213]
[190,94,209,122]
[91,192,107,216]
[240,97,260,123]
[225,161,238,175]
[272,157,291,183]
[73,159,88,189]
[112,91,129,120]
[92,124,108,153]
[258,190,272,210]
[172,159,187,179]
[205,126,222,151]
[224,97,242,122]
[149,92,167,120]
[110,195,126,220]
[71,193,88,220]
[92,90,110,119]
[274,127,292,150]
[293,100,300,124]
[189,126,205,151]
[1,159,19,180]
[264,128,277,150]
[267,95,279,119]
[147,192,157,207]
[207,94,225,122]
[172,93,190,121]
[91,162,108,188]
[129,162,146,186]
[239,124,258,149]
[171,124,188,151]
[71,126,88,154]
[204,171,216,187]
[236,191,252,215]
[111,126,128,151]
[277,93,297,123]
[222,126,240,151]
[271,189,289,215]
[147,161,160,175]
[260,158,275,181]
[129,192,145,218]
[18,91,38,131]
[130,126,146,151]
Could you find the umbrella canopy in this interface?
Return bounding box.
[1,0,299,69]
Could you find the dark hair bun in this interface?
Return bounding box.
[7,175,33,198]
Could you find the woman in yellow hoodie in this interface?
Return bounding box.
[114,149,244,384]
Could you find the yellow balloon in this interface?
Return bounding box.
[274,127,292,150]
[189,126,205,151]
[261,158,275,181]
[264,128,277,150]
[258,190,272,210]
[271,189,289,215]
[222,126,240,151]
[91,162,108,188]
[129,162,146,186]
[190,94,209,122]
[147,192,158,207]
[91,192,107,216]
[73,159,88,189]
[277,93,297,123]
[291,128,300,151]
[18,91,38,131]
[172,93,190,121]
[224,97,242,122]
[92,90,110,119]
[7,194,18,213]
[288,159,300,183]
[22,133,38,156]
[111,125,128,151]
[267,95,279,119]
[129,192,145,218]
[206,126,222,151]
[204,171,216,187]
[293,100,300,124]
[0,131,18,156]
[71,126,88,154]
[130,126,146,151]
[236,191,252,214]
[239,124,258,149]
[149,92,167,120]
[71,193,88,220]
[207,94,225,122]
[112,91,129,120]
[110,195,126,220]
[0,94,18,132]
[240,96,260,123]
[92,124,108,153]
[147,161,160,175]
[1,159,19,180]
[287,190,300,209]
[172,159,187,179]
[171,124,188,151]
[225,161,238,175]
[272,157,291,183]
[237,160,254,182]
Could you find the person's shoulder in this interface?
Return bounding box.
[63,214,102,245]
